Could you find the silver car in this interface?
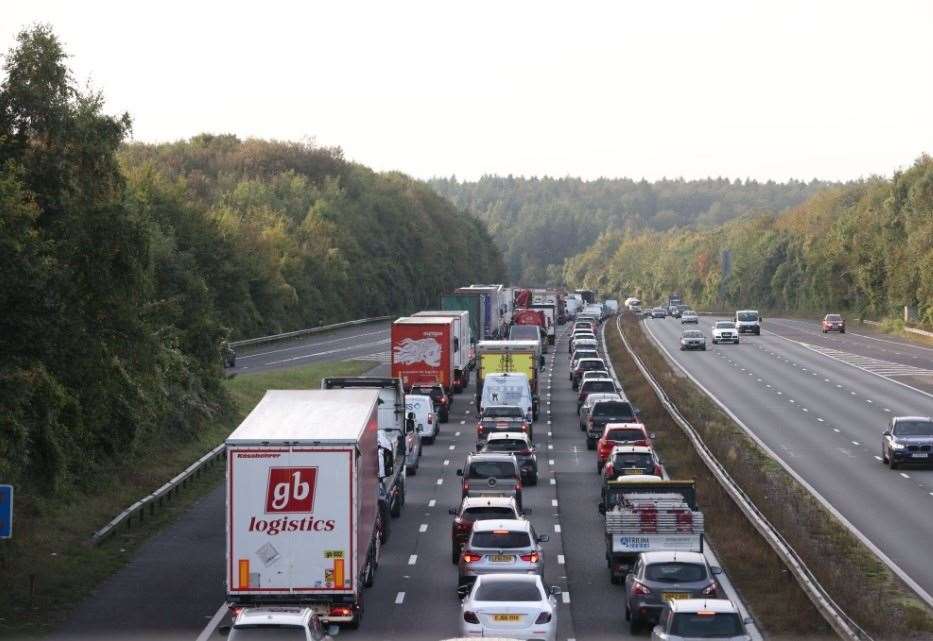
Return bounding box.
[625,551,721,632]
[679,330,706,351]
[457,519,548,587]
[651,598,751,641]
[457,453,523,509]
[680,310,699,324]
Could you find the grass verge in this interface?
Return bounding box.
[0,359,375,639]
[613,312,933,640]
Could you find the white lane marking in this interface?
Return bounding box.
[852,441,860,446]
[866,399,873,404]
[777,391,783,395]
[851,391,857,395]
[395,591,406,604]
[436,478,444,485]
[884,408,892,413]
[465,410,470,415]
[408,554,418,565]
[766,384,772,388]
[265,338,390,365]
[549,459,555,465]
[419,523,428,532]
[460,420,465,425]
[428,499,436,507]
[550,478,556,485]
[449,445,456,450]
[825,378,830,382]
[195,603,229,641]
[836,384,843,388]
[455,431,461,437]
[562,591,571,604]
[554,524,561,533]
[548,432,553,437]
[817,418,824,422]
[833,428,841,433]
[547,420,552,425]
[802,408,808,412]
[900,473,911,479]
[874,456,883,461]
[548,444,554,450]
[789,399,795,403]
[552,499,559,507]
[558,554,565,564]
[443,459,450,466]
[242,329,388,359]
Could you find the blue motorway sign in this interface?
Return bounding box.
[0,485,12,539]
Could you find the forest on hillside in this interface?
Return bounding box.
[564,157,933,327]
[0,26,505,496]
[431,175,832,284]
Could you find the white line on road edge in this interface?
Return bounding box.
[428,499,436,507]
[419,523,428,532]
[408,554,418,565]
[195,603,228,641]
[641,316,933,613]
[395,592,406,604]
[562,591,571,604]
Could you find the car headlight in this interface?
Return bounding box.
[891,441,905,450]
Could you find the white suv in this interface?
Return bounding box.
[224,607,337,640]
[712,321,739,344]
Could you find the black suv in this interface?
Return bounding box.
[586,398,640,449]
[410,383,450,423]
[882,416,933,469]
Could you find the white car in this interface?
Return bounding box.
[711,321,739,344]
[224,607,337,641]
[406,393,437,445]
[651,598,751,640]
[459,574,560,641]
[680,330,706,351]
[580,370,611,386]
[680,310,698,324]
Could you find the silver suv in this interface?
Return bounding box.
[624,551,721,633]
[457,518,548,587]
[457,452,523,510]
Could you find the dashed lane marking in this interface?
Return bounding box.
[408,555,417,565]
[554,524,561,533]
[419,523,428,532]
[549,459,555,465]
[449,445,456,450]
[552,499,559,507]
[874,456,883,461]
[550,478,556,485]
[852,441,860,446]
[900,473,911,479]
[443,459,449,466]
[436,479,444,486]
[562,591,571,604]
[817,418,824,422]
[558,554,565,564]
[428,499,436,507]
[395,592,406,604]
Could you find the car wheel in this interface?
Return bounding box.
[528,472,538,486]
[441,410,449,423]
[702,346,707,351]
[596,461,603,473]
[625,604,630,620]
[629,615,640,635]
[881,448,888,464]
[889,455,899,470]
[611,573,621,585]
[424,435,435,445]
[452,547,460,565]
[841,329,845,333]
[407,463,417,476]
[587,438,596,450]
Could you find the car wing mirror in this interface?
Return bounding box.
[456,583,471,601]
[456,469,464,476]
[649,433,656,440]
[882,430,891,437]
[743,616,753,625]
[549,585,562,595]
[537,534,550,543]
[598,503,606,515]
[448,507,458,515]
[711,566,723,575]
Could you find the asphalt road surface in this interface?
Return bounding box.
[643,314,933,604]
[53,320,753,641]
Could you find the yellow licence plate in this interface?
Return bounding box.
[663,592,690,602]
[490,554,514,562]
[493,614,521,622]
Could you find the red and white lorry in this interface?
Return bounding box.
[411,310,473,391]
[391,316,458,393]
[226,389,387,628]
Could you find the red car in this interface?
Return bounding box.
[596,423,654,472]
[821,314,846,333]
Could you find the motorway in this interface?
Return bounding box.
[642,314,933,604]
[52,320,752,641]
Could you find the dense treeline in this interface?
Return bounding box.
[431,175,831,284]
[0,26,505,496]
[565,157,933,326]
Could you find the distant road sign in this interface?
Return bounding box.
[0,485,12,539]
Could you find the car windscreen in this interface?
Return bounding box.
[593,402,635,420]
[583,381,615,393]
[683,331,703,338]
[580,361,606,371]
[606,428,644,442]
[737,312,758,322]
[715,322,733,329]
[471,530,531,549]
[510,326,539,340]
[229,626,307,640]
[612,453,653,469]
[645,562,707,583]
[572,351,598,362]
[474,581,542,602]
[484,439,528,452]
[483,407,523,418]
[484,385,528,406]
[826,314,842,321]
[670,612,744,637]
[462,507,516,521]
[468,461,517,479]
[894,421,933,436]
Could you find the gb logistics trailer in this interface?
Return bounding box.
[226,389,390,628]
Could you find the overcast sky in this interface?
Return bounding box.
[3,1,932,182]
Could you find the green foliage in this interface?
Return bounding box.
[431,175,831,284]
[565,158,933,327]
[0,25,506,498]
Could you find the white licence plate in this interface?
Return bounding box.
[911,452,929,458]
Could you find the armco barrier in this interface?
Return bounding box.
[607,315,873,641]
[229,315,393,349]
[93,315,392,544]
[91,443,226,545]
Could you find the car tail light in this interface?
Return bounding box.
[587,416,594,426]
[454,517,471,533]
[520,552,540,563]
[477,424,485,435]
[462,551,483,563]
[440,396,448,405]
[654,464,663,476]
[702,581,718,596]
[462,482,470,492]
[515,480,522,492]
[428,413,434,425]
[521,423,529,432]
[535,611,552,623]
[228,606,244,619]
[329,605,353,617]
[517,448,532,455]
[463,610,480,623]
[631,580,651,596]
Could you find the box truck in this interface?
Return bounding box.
[391,317,458,393]
[412,310,472,390]
[475,340,540,420]
[455,285,507,339]
[442,294,488,344]
[226,389,388,627]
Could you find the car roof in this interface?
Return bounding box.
[235,607,309,626]
[468,452,518,462]
[590,394,626,404]
[472,518,531,532]
[610,445,653,455]
[668,598,739,614]
[603,422,645,433]
[486,432,530,442]
[640,550,706,565]
[461,496,518,509]
[893,416,933,423]
[582,378,614,385]
[576,358,605,364]
[473,573,542,586]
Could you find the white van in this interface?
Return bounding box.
[405,394,436,446]
[480,372,534,423]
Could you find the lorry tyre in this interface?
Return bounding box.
[346,593,363,630]
[379,504,391,543]
[390,491,402,518]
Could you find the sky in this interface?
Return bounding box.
[2,0,932,182]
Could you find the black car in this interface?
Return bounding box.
[585,398,641,449]
[882,416,933,469]
[410,383,450,422]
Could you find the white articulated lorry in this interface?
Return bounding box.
[226,389,388,628]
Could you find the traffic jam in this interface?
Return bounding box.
[221,286,754,641]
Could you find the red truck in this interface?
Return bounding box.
[512,308,546,329]
[391,317,457,393]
